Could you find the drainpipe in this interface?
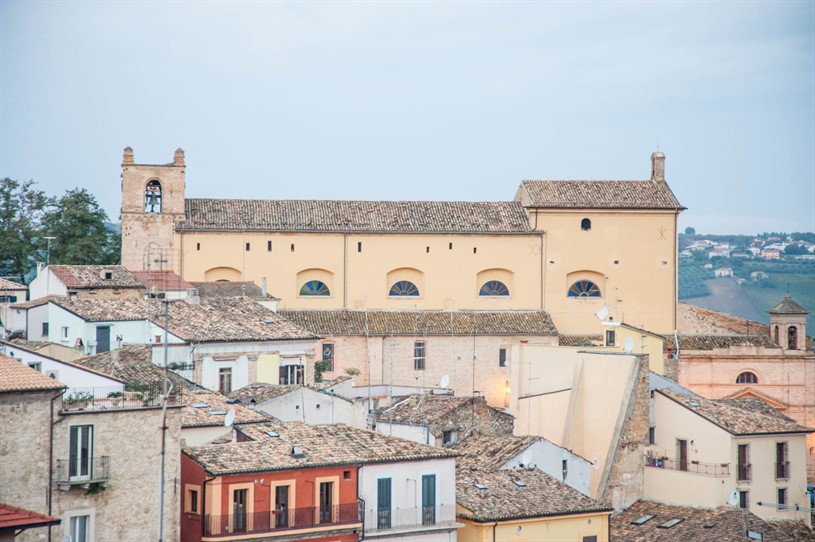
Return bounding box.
[492,521,498,542]
[47,389,65,542]
[201,472,216,538]
[356,464,365,541]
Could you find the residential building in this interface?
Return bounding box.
[0,503,60,541]
[120,148,683,335]
[647,389,813,526]
[376,394,514,447]
[762,249,782,260]
[28,264,145,300]
[4,296,60,341]
[278,309,558,406]
[601,321,666,374]
[456,467,612,542]
[0,277,26,338]
[714,267,733,278]
[131,269,195,299]
[453,432,592,496]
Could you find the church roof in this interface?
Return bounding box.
[278,309,558,336]
[518,179,684,210]
[769,293,808,315]
[180,199,534,234]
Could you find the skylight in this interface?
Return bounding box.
[688,401,700,407]
[208,410,227,416]
[657,519,683,529]
[265,431,280,438]
[512,480,527,488]
[473,483,487,490]
[631,515,655,525]
[190,403,209,408]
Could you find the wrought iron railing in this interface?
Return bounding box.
[365,504,456,531]
[61,385,178,411]
[204,502,361,536]
[645,456,730,476]
[56,456,110,485]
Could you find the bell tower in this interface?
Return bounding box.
[768,293,808,351]
[120,147,186,272]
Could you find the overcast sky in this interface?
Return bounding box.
[1,1,813,235]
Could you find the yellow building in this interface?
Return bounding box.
[120,148,683,335]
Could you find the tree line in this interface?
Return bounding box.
[0,178,120,284]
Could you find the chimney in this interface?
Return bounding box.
[173,148,185,167]
[261,277,268,297]
[122,147,134,165]
[37,262,45,276]
[651,151,665,183]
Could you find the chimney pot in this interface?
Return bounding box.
[651,151,665,183]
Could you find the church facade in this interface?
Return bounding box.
[120,148,683,335]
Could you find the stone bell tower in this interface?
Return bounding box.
[768,293,808,351]
[120,147,186,272]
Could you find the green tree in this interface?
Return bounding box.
[0,178,51,282]
[684,226,696,235]
[42,189,120,265]
[784,244,806,255]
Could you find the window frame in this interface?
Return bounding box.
[389,280,420,297]
[321,343,335,372]
[568,280,602,298]
[580,218,591,231]
[299,280,331,297]
[499,348,507,367]
[218,367,233,395]
[736,371,758,384]
[65,508,95,542]
[479,280,510,297]
[414,341,426,371]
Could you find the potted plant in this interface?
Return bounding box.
[107,391,123,406]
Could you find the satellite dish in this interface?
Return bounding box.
[440,375,450,389]
[595,306,609,320]
[521,449,532,467]
[623,338,634,353]
[728,491,739,507]
[224,410,236,427]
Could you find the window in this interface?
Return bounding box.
[0,295,17,302]
[358,242,362,252]
[343,470,351,480]
[245,242,250,251]
[499,348,507,367]
[479,280,509,296]
[414,341,426,370]
[145,179,162,213]
[267,240,272,251]
[421,474,436,525]
[389,280,419,297]
[290,244,295,252]
[280,365,304,385]
[776,442,789,479]
[377,478,391,530]
[322,343,335,372]
[319,481,333,524]
[777,488,787,508]
[568,280,601,297]
[185,486,201,515]
[442,430,458,446]
[581,218,591,231]
[300,280,330,296]
[583,537,598,542]
[648,427,655,445]
[197,243,201,251]
[738,444,751,481]
[69,513,91,542]
[275,485,290,528]
[739,490,749,509]
[788,326,798,350]
[42,322,49,337]
[449,242,453,250]
[677,439,688,471]
[233,488,248,533]
[28,362,42,372]
[736,371,758,384]
[218,368,232,395]
[103,271,113,280]
[61,326,69,339]
[562,459,568,481]
[69,425,93,481]
[606,330,616,346]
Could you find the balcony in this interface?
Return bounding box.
[775,461,789,480]
[645,456,730,476]
[61,385,178,412]
[56,456,110,489]
[203,502,361,538]
[364,504,458,535]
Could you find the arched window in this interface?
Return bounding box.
[787,326,798,350]
[479,280,510,296]
[300,280,330,296]
[736,371,758,384]
[145,180,162,213]
[389,280,419,297]
[581,218,591,231]
[773,325,779,345]
[568,280,601,298]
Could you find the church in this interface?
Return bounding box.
[120,147,684,336]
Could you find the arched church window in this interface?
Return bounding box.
[581,218,591,231]
[773,325,779,345]
[568,280,601,298]
[145,180,162,213]
[787,326,798,350]
[300,280,330,296]
[479,280,509,296]
[736,371,758,384]
[389,280,419,297]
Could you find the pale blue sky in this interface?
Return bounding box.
[1,1,813,235]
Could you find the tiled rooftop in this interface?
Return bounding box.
[0,354,65,393]
[0,277,25,291]
[190,281,273,299]
[379,395,511,426]
[49,265,144,289]
[678,302,770,336]
[0,502,60,529]
[611,500,798,541]
[518,179,684,210]
[229,382,300,404]
[186,422,457,475]
[131,270,194,292]
[456,467,611,522]
[453,433,537,470]
[10,295,61,309]
[180,199,534,234]
[278,309,558,336]
[52,297,318,342]
[558,334,603,346]
[73,345,195,390]
[769,293,808,315]
[658,389,814,436]
[179,389,271,428]
[668,334,779,351]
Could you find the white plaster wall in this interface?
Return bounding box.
[181,425,232,448]
[1,347,121,393]
[47,304,87,347]
[26,304,50,340]
[375,421,435,446]
[258,388,368,427]
[29,268,67,299]
[503,439,592,496]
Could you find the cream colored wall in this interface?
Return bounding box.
[509,346,640,499]
[457,511,609,542]
[531,209,677,335]
[605,325,665,374]
[644,465,728,508]
[256,353,281,384]
[178,232,545,311]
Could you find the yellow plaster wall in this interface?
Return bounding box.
[256,353,281,384]
[604,325,665,374]
[458,512,609,542]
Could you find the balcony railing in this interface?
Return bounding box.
[775,461,790,479]
[61,385,178,412]
[645,456,730,476]
[204,502,361,537]
[56,456,110,487]
[365,504,457,532]
[738,463,752,481]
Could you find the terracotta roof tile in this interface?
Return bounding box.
[558,334,603,346]
[769,294,808,315]
[73,345,194,390]
[678,302,771,336]
[658,389,814,436]
[229,382,300,404]
[0,277,25,291]
[10,295,61,309]
[0,502,60,529]
[131,270,194,292]
[49,265,144,289]
[519,180,684,210]
[668,334,779,351]
[456,467,611,521]
[180,199,534,234]
[190,281,273,300]
[0,354,66,393]
[380,395,510,426]
[279,310,558,336]
[611,500,797,541]
[179,389,272,428]
[186,422,457,475]
[453,433,538,470]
